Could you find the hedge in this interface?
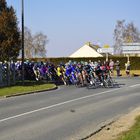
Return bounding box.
[21,56,140,70]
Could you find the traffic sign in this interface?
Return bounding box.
[97,48,114,54]
[122,45,140,54]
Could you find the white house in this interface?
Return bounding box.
[69,42,103,58]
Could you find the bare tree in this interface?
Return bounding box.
[124,22,140,43]
[113,20,125,54]
[24,27,48,58]
[24,27,33,58]
[33,32,47,58]
[113,20,140,54]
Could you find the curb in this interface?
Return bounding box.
[3,86,58,98]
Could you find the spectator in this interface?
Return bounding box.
[125,61,130,76]
[115,60,120,77]
[109,59,114,75]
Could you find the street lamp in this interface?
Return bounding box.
[21,0,25,84]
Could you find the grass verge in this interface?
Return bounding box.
[0,82,56,97]
[114,70,140,77]
[116,116,140,140]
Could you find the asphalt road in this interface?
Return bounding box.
[0,77,140,140]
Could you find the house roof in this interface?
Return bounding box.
[69,42,103,58]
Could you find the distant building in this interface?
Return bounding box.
[69,42,103,58]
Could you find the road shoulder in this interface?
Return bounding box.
[88,107,140,140]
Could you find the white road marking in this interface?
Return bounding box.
[1,83,139,123]
[0,88,120,123]
[129,84,140,88]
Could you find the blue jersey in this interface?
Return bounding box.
[65,66,72,76]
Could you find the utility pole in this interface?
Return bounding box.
[21,0,25,85]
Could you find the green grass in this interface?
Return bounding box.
[117,116,140,140]
[0,82,56,97]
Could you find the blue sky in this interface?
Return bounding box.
[6,0,140,57]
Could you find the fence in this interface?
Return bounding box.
[0,62,17,87]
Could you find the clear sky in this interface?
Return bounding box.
[6,0,140,57]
